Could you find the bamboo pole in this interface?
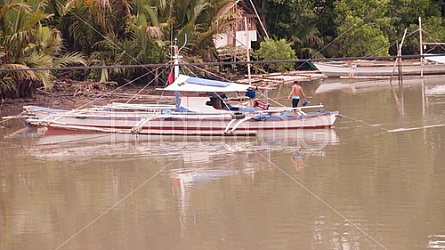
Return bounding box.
[419,17,426,116]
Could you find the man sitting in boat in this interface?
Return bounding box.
[207,92,262,112]
[220,93,241,111]
[208,93,241,111]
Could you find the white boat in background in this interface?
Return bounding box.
[22,43,339,136]
[311,18,445,79]
[310,54,445,78]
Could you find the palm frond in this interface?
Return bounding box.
[0,74,17,95]
[2,63,40,81]
[53,52,87,67]
[35,69,52,88]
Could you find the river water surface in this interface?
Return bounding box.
[1,76,445,250]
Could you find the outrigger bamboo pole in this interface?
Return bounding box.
[389,29,407,111]
[419,17,424,78]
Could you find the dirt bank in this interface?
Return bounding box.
[1,70,324,117]
[0,80,174,117]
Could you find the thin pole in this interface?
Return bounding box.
[249,0,269,39]
[419,17,424,78]
[419,17,426,116]
[244,17,251,85]
[389,29,406,111]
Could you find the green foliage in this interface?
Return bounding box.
[404,16,445,55]
[252,0,331,58]
[252,0,317,40]
[422,16,445,45]
[2,0,445,98]
[334,0,391,57]
[0,0,86,97]
[254,38,296,73]
[171,0,237,62]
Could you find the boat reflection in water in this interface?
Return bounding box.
[26,127,339,191]
[425,83,445,96]
[26,126,339,187]
[24,127,338,234]
[28,127,339,161]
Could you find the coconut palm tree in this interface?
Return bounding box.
[88,0,237,83]
[170,0,237,63]
[88,0,170,84]
[0,0,85,98]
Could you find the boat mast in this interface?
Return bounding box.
[173,35,187,79]
[173,38,180,79]
[172,35,187,111]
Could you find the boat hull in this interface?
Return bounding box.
[312,61,445,78]
[24,106,339,136]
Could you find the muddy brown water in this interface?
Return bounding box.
[1,76,445,250]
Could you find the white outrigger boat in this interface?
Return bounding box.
[310,56,445,78]
[22,43,339,136]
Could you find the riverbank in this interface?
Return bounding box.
[0,79,177,117]
[1,71,325,117]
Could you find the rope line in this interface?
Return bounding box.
[339,114,389,132]
[255,151,389,250]
[54,157,179,250]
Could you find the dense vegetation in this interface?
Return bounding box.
[1,0,445,98]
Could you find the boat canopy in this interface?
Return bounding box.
[163,74,250,93]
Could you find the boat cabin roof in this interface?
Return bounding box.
[163,74,250,93]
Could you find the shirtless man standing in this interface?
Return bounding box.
[287,80,307,110]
